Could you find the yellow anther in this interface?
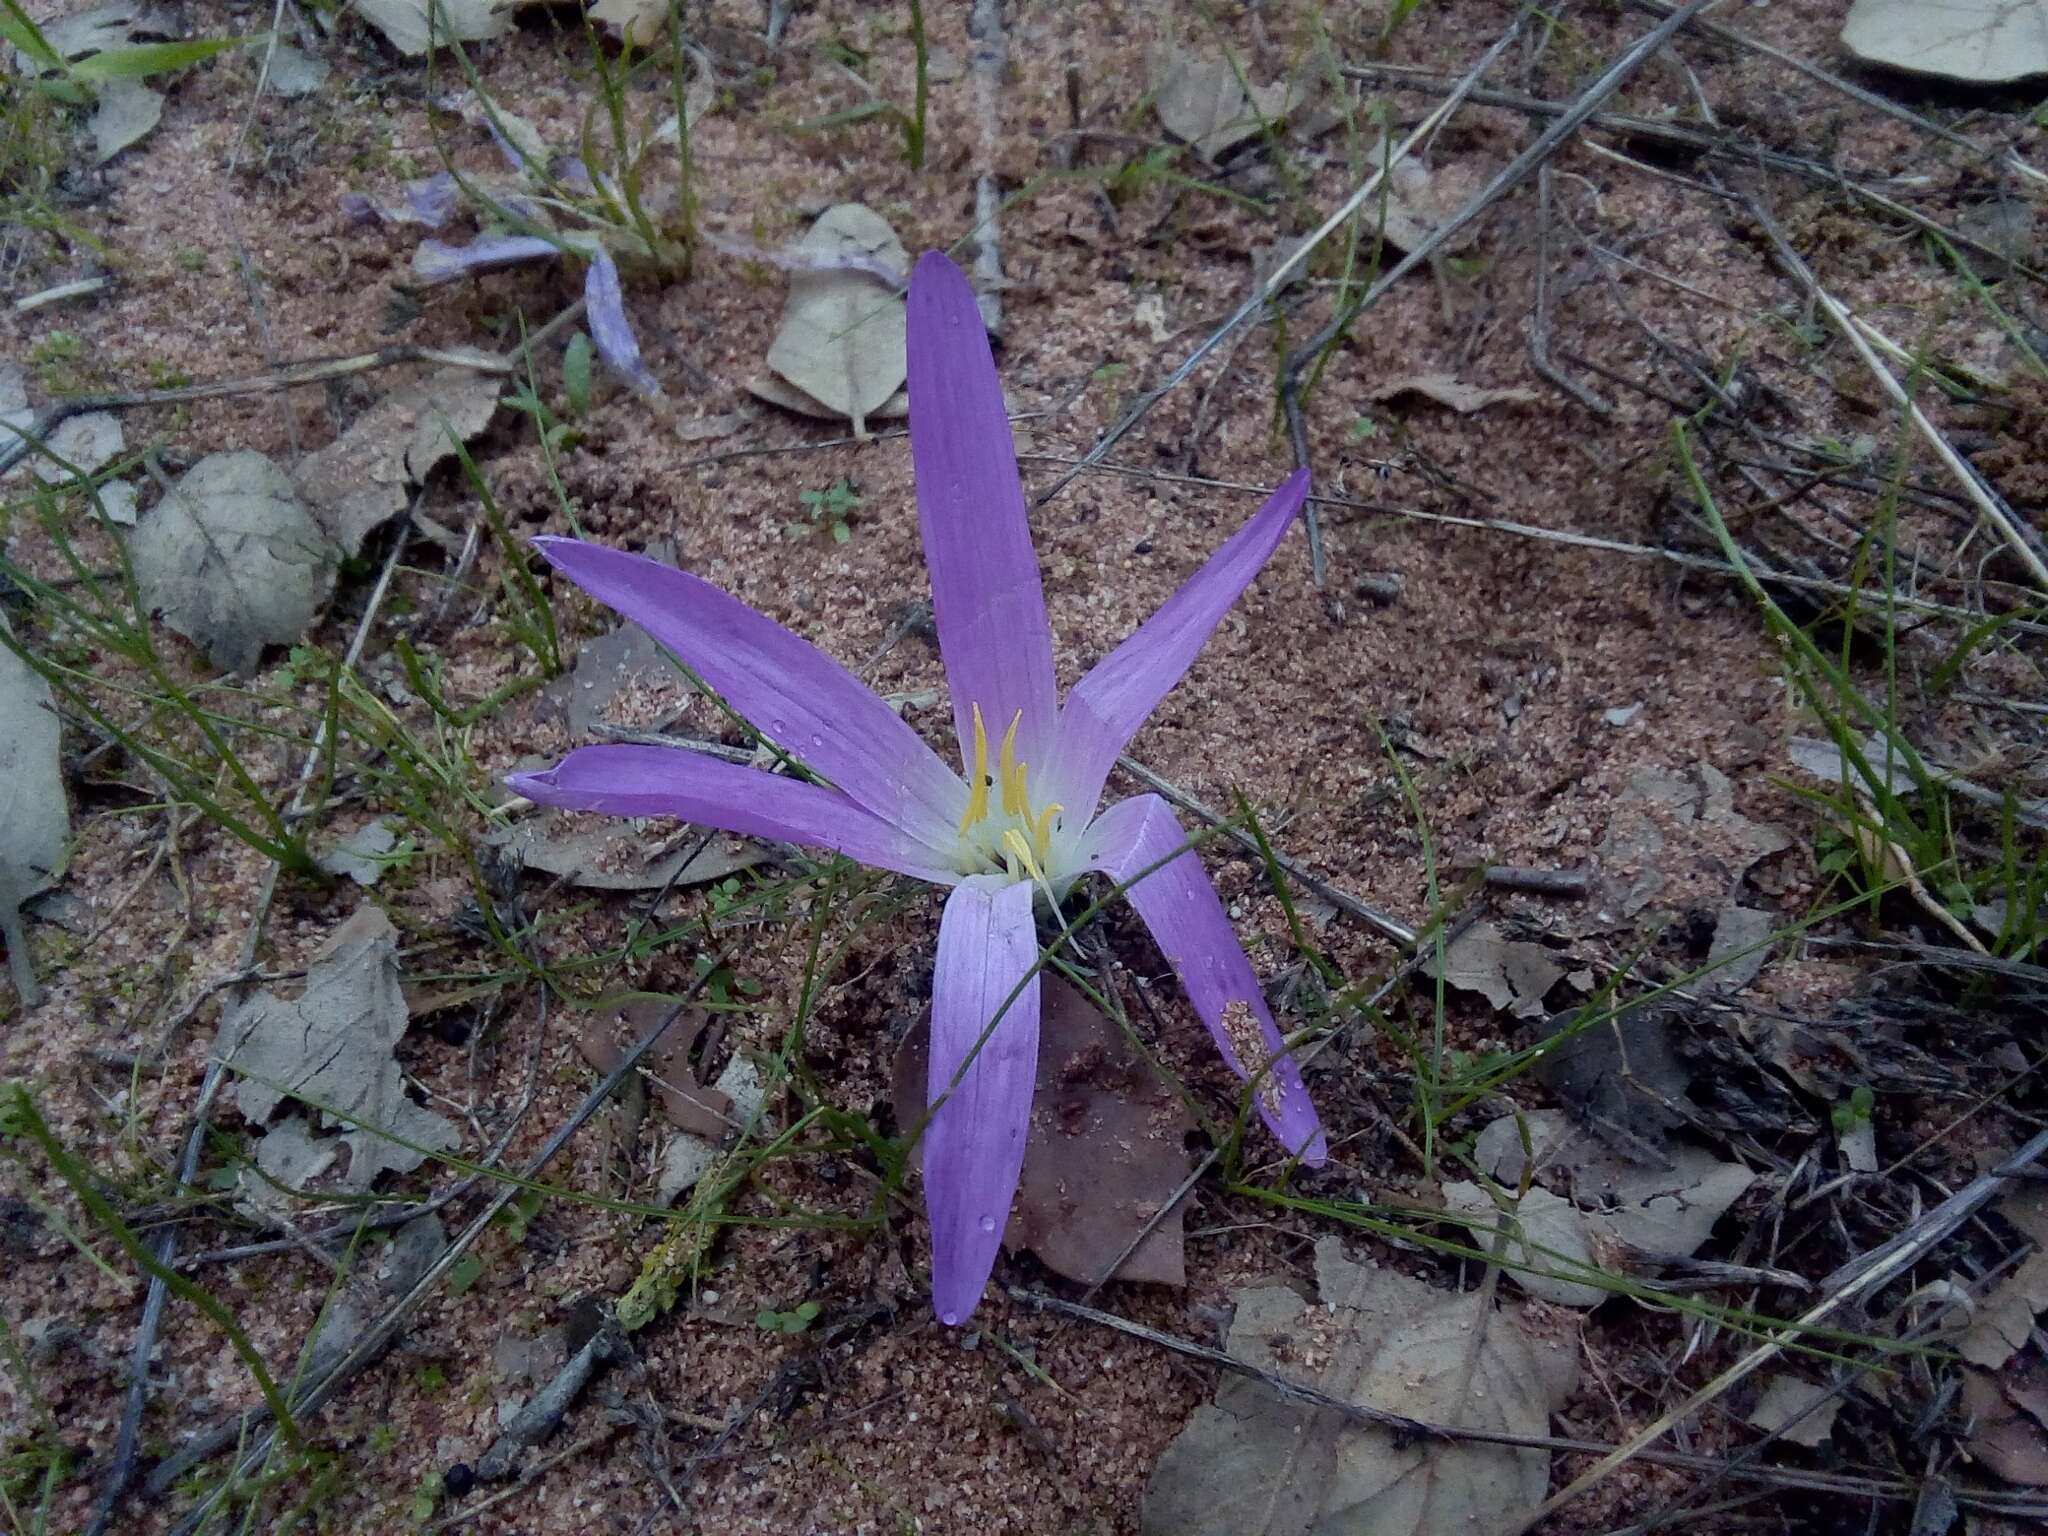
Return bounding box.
[958,702,990,835]
[997,711,1026,817]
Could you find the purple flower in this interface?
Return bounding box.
[509,251,1325,1323]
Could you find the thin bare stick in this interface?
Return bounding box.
[1740,193,2048,591]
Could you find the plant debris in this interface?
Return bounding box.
[0,615,67,1006]
[315,818,402,887]
[129,449,334,674]
[1151,50,1301,161]
[1841,0,2048,84]
[893,977,1196,1288]
[1369,375,1541,413]
[292,367,504,558]
[221,906,459,1190]
[89,78,161,163]
[1426,919,1563,1017]
[488,806,764,892]
[352,0,510,57]
[749,203,910,433]
[1746,1374,1839,1448]
[1142,1236,1578,1536]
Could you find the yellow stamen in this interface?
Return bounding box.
[1032,802,1063,865]
[958,702,990,835]
[997,710,1025,817]
[1000,827,1045,885]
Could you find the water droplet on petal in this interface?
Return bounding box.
[978,1214,996,1233]
[810,733,825,749]
[940,1310,961,1327]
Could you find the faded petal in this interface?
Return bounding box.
[531,538,964,845]
[906,251,1057,773]
[412,233,559,285]
[1083,794,1326,1163]
[583,249,660,396]
[506,744,961,883]
[1050,470,1307,816]
[924,877,1041,1325]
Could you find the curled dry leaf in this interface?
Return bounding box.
[222,906,459,1190]
[1142,1237,1578,1536]
[130,449,335,673]
[293,366,504,557]
[1962,1251,2048,1370]
[575,998,730,1139]
[1841,0,2048,83]
[893,977,1195,1288]
[751,203,910,433]
[352,0,510,57]
[0,615,68,1006]
[1370,375,1540,413]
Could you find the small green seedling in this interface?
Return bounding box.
[795,478,860,543]
[755,1300,821,1334]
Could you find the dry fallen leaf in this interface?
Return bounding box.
[222,906,459,1190]
[488,807,764,892]
[1747,1374,1839,1448]
[352,0,510,56]
[0,614,67,1007]
[28,410,123,485]
[1370,375,1540,413]
[575,998,731,1139]
[1963,1356,2048,1484]
[1142,1237,1578,1536]
[1841,0,2048,83]
[752,204,909,434]
[316,818,401,887]
[1152,50,1301,160]
[90,78,162,163]
[537,622,683,737]
[130,449,335,673]
[1426,920,1563,1018]
[590,0,665,46]
[893,977,1195,1288]
[1963,1252,2048,1370]
[1442,1180,1606,1307]
[293,366,504,558]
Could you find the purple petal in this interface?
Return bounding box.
[340,191,380,227]
[404,171,458,228]
[1049,470,1308,816]
[551,154,595,194]
[1083,794,1326,1164]
[507,745,961,883]
[583,249,660,396]
[925,877,1040,1325]
[412,234,560,285]
[531,538,965,845]
[907,250,1058,773]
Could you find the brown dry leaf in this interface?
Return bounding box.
[90,78,161,163]
[130,450,335,674]
[752,205,909,435]
[893,977,1194,1287]
[221,907,459,1190]
[1426,920,1562,1018]
[1442,1181,1606,1307]
[574,997,730,1138]
[1359,136,1474,255]
[487,808,764,892]
[1370,375,1540,413]
[538,623,682,737]
[293,366,504,558]
[1841,0,2048,84]
[1963,1358,2048,1484]
[1141,1237,1578,1536]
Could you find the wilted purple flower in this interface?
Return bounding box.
[343,170,459,230]
[509,251,1325,1323]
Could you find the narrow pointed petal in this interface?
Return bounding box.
[1084,794,1326,1163]
[583,249,660,396]
[1050,471,1308,816]
[906,251,1057,769]
[507,745,962,884]
[411,234,560,286]
[924,877,1040,1325]
[531,538,964,845]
